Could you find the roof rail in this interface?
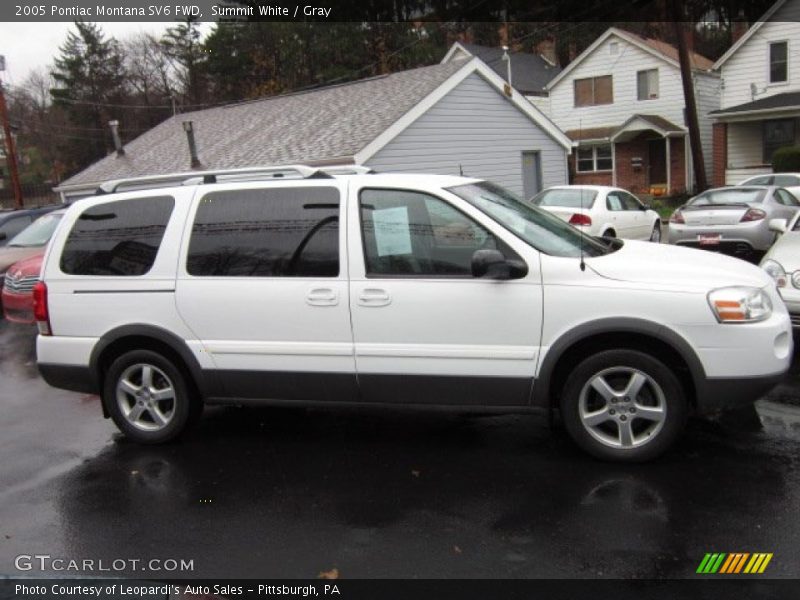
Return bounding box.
[95,164,374,195]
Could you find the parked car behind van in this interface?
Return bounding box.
[34,166,792,462]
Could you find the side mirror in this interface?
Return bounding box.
[471,249,527,280]
[769,218,788,234]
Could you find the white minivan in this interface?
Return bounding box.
[35,166,792,462]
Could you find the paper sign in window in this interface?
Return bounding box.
[373,206,413,256]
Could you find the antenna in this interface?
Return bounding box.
[459,164,464,176]
[578,120,586,272]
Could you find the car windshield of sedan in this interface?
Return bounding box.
[530,188,598,209]
[447,181,612,258]
[689,188,766,206]
[8,213,63,248]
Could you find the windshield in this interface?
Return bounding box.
[9,213,63,247]
[688,188,766,206]
[531,188,598,209]
[447,181,611,258]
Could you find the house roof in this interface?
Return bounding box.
[441,41,561,94]
[59,61,466,189]
[546,27,714,91]
[713,0,788,69]
[565,115,685,143]
[59,58,571,191]
[710,90,800,117]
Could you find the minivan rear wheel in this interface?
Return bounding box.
[103,349,195,444]
[560,349,687,462]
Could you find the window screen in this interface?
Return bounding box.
[187,187,339,277]
[770,41,788,83]
[60,196,174,276]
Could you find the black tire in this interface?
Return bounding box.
[559,349,687,462]
[602,229,616,238]
[103,349,197,444]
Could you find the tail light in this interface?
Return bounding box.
[32,281,51,336]
[569,213,592,226]
[740,208,766,222]
[670,210,685,224]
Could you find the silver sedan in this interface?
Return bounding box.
[667,186,800,258]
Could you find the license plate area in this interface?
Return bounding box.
[697,234,721,246]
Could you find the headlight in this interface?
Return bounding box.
[761,259,786,288]
[792,271,800,289]
[708,286,772,323]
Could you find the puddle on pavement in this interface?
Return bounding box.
[756,399,800,438]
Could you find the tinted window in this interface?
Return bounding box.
[531,189,597,209]
[775,189,800,206]
[774,175,800,187]
[689,188,766,206]
[60,197,174,276]
[0,215,32,242]
[187,187,339,277]
[360,188,518,277]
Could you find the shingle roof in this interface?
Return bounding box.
[711,91,800,116]
[59,61,466,188]
[455,43,561,94]
[631,34,715,71]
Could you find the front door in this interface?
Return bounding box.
[521,151,543,200]
[175,182,357,401]
[347,186,543,407]
[648,139,667,185]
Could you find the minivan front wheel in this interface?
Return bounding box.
[104,350,195,443]
[560,349,687,462]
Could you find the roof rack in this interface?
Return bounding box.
[95,164,375,195]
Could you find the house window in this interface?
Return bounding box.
[763,119,795,163]
[577,145,613,172]
[769,41,788,84]
[574,75,613,107]
[637,69,659,100]
[609,42,619,55]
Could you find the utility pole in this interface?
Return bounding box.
[671,1,708,192]
[0,57,23,209]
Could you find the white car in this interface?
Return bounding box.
[739,173,800,199]
[761,212,800,327]
[34,165,791,462]
[530,185,662,242]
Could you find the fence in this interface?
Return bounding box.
[0,182,61,209]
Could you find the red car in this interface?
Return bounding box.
[2,252,43,323]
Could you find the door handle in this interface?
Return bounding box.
[358,288,391,307]
[306,288,338,306]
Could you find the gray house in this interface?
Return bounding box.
[57,58,571,200]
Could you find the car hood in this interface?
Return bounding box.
[586,240,773,290]
[0,246,44,273]
[763,231,800,272]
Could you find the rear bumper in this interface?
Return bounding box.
[38,363,99,395]
[2,290,34,323]
[695,371,787,414]
[668,222,775,252]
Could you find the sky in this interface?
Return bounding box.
[0,22,211,86]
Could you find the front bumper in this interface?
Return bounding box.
[695,371,787,414]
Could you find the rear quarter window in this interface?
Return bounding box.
[60,196,174,276]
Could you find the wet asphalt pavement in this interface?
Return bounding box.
[1,320,800,580]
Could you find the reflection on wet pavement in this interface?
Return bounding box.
[1,321,799,579]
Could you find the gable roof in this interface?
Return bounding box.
[441,41,561,94]
[546,27,714,91]
[713,0,788,69]
[59,58,570,191]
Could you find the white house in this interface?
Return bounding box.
[543,27,717,195]
[710,0,800,185]
[57,58,571,201]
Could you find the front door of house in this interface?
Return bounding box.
[648,139,666,185]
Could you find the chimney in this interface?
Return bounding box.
[182,120,202,169]
[732,10,748,43]
[108,120,124,156]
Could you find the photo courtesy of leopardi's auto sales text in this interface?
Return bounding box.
[1,0,799,598]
